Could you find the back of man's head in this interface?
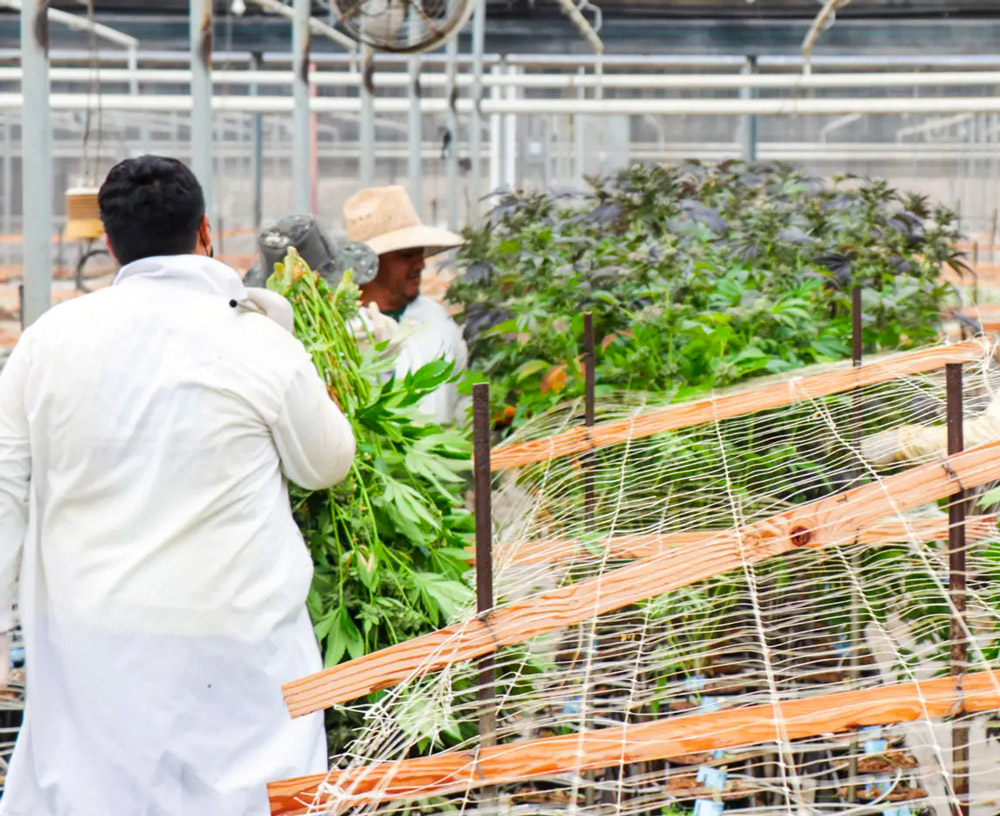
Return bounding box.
[98,155,206,266]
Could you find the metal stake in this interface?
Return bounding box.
[851,286,863,367]
[848,284,863,802]
[472,382,497,812]
[583,312,596,525]
[20,0,52,326]
[946,362,969,816]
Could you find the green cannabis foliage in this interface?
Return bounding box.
[267,250,474,746]
[449,161,964,427]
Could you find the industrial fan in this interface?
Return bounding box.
[330,0,476,53]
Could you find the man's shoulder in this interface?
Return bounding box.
[27,286,120,335]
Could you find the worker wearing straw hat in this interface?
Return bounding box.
[0,156,354,816]
[344,185,469,425]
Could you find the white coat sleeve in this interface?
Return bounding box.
[861,392,1000,464]
[897,393,1000,461]
[0,340,31,632]
[270,359,356,491]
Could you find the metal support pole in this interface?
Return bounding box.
[741,55,758,162]
[574,66,586,186]
[469,0,486,217]
[359,46,375,186]
[21,0,52,326]
[445,35,459,230]
[309,61,319,215]
[472,382,497,809]
[251,52,264,228]
[407,54,423,218]
[292,0,311,214]
[488,63,502,192]
[2,117,12,266]
[503,64,517,188]
[190,0,214,215]
[946,362,969,816]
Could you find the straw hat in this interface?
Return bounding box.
[343,185,464,258]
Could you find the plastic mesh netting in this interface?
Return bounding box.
[275,339,1000,816]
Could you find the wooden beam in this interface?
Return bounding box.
[282,439,1000,716]
[486,515,998,566]
[489,340,990,472]
[269,670,1000,815]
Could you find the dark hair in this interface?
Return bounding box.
[98,155,206,266]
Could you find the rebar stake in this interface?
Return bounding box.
[946,362,969,816]
[472,383,498,813]
[847,284,864,803]
[583,312,596,527]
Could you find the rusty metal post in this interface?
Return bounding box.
[583,312,596,526]
[947,362,969,816]
[472,383,497,811]
[848,284,863,802]
[851,286,862,367]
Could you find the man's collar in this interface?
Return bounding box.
[113,254,246,300]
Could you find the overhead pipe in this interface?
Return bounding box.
[245,0,356,52]
[19,68,1000,91]
[16,92,1000,118]
[553,0,603,55]
[0,0,139,93]
[0,0,138,49]
[20,49,1000,71]
[802,0,853,72]
[8,140,999,164]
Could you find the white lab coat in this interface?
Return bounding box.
[393,296,469,425]
[0,255,355,816]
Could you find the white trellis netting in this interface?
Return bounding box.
[272,339,1000,816]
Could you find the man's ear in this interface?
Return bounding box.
[104,235,118,264]
[199,214,214,257]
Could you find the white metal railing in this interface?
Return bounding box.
[3,92,1000,117]
[3,67,1000,92]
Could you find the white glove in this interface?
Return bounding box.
[243,287,295,334]
[859,428,904,466]
[353,303,402,355]
[0,631,10,689]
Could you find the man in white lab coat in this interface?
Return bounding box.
[343,185,469,425]
[0,155,355,816]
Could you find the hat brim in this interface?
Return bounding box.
[364,224,464,258]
